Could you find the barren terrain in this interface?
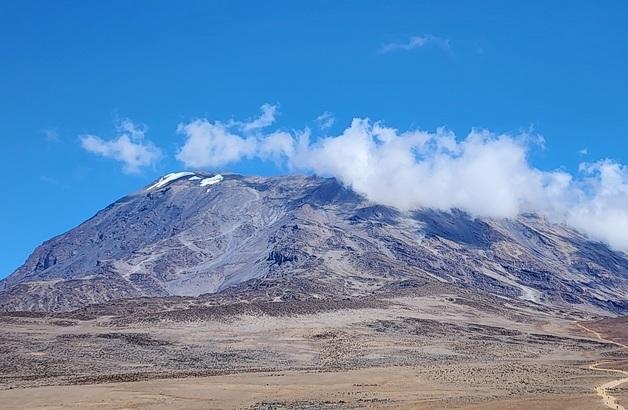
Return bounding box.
[1,286,626,409]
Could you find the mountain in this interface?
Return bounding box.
[2,172,628,313]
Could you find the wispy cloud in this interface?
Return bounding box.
[43,128,60,142]
[80,119,162,174]
[241,104,278,132]
[380,34,451,54]
[316,112,335,131]
[39,175,59,185]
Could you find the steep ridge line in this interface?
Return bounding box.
[578,323,628,410]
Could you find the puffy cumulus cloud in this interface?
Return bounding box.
[290,120,572,219]
[80,119,161,174]
[176,104,279,168]
[176,120,257,168]
[567,161,628,251]
[258,131,295,164]
[175,106,628,253]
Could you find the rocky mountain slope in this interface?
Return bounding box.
[1,172,628,313]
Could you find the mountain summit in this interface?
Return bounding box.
[2,172,628,313]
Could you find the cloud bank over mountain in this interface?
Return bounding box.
[173,105,628,253]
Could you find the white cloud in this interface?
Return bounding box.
[175,106,628,254]
[316,112,335,130]
[290,121,569,219]
[176,104,282,169]
[43,128,60,142]
[80,119,161,174]
[258,131,295,164]
[567,161,628,251]
[241,104,278,132]
[40,175,59,184]
[380,35,451,54]
[579,147,589,155]
[176,119,257,169]
[176,104,280,168]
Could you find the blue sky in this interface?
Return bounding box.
[1,1,628,278]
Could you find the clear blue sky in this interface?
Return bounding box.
[1,1,628,278]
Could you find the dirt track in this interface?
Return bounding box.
[579,323,628,410]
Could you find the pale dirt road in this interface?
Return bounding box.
[590,363,628,410]
[579,323,628,410]
[578,324,628,350]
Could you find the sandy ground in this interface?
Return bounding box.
[0,291,626,409]
[0,367,610,410]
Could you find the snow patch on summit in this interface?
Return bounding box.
[146,172,224,191]
[147,172,195,190]
[200,174,224,187]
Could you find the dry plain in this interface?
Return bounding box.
[1,286,626,409]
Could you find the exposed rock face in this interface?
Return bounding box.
[1,172,628,313]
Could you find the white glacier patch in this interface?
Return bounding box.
[200,174,224,188]
[188,176,201,181]
[147,172,195,190]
